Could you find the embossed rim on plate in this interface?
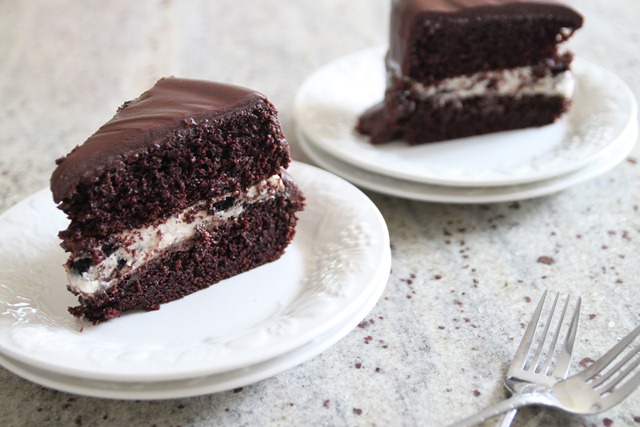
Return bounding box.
[294,46,638,187]
[0,250,390,399]
[0,162,391,382]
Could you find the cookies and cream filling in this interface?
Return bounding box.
[412,67,574,104]
[388,62,575,105]
[67,174,284,296]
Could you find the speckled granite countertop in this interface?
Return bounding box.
[1,1,639,426]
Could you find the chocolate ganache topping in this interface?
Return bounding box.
[51,77,266,204]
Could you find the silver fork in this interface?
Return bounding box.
[498,290,581,426]
[450,324,640,427]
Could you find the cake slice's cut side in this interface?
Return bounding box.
[358,60,575,144]
[67,172,305,324]
[57,99,291,243]
[66,174,287,297]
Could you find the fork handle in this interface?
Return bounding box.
[448,393,546,427]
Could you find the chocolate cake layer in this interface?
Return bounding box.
[52,78,290,241]
[68,175,305,323]
[359,93,569,145]
[390,0,584,83]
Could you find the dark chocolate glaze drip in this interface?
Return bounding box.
[51,78,264,204]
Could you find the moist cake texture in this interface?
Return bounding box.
[51,77,305,323]
[357,0,583,145]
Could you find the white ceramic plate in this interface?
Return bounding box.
[294,46,638,187]
[298,124,637,204]
[0,251,390,400]
[0,162,391,383]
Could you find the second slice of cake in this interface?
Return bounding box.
[358,0,584,145]
[51,77,305,323]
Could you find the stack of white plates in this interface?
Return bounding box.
[0,162,391,399]
[295,47,638,204]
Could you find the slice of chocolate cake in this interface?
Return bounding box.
[357,0,583,145]
[51,77,305,324]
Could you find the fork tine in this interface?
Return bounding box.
[528,291,559,372]
[582,325,640,380]
[600,346,640,410]
[593,344,640,390]
[511,290,548,369]
[604,369,640,407]
[538,293,570,375]
[554,296,581,376]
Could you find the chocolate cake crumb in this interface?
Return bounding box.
[537,256,555,265]
[603,418,613,426]
[353,408,363,415]
[323,400,330,409]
